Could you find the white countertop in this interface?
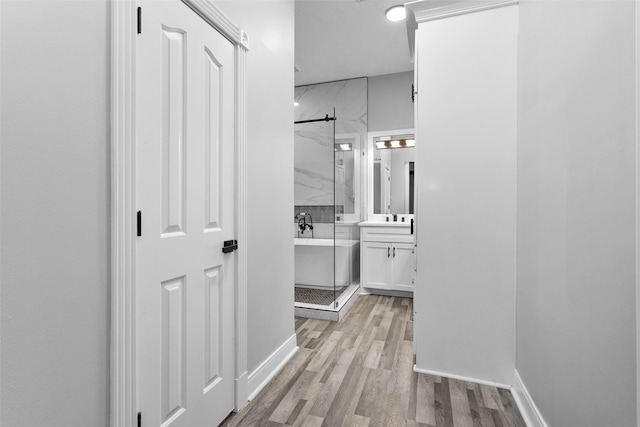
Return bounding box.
[358,221,411,228]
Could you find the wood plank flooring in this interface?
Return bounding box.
[221,295,526,427]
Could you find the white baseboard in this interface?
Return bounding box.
[247,334,298,401]
[511,369,548,427]
[360,287,414,298]
[412,365,511,390]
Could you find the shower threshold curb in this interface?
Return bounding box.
[294,285,360,321]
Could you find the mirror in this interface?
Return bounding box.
[367,130,415,219]
[334,133,360,217]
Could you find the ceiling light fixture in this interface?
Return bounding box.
[385,5,406,22]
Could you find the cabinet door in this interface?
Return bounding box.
[362,242,390,289]
[392,243,415,291]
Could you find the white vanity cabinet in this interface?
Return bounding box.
[359,223,415,292]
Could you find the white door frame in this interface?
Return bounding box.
[110,1,249,425]
[636,0,640,423]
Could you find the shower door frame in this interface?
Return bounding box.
[294,115,339,310]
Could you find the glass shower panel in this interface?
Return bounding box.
[334,134,360,309]
[293,117,336,309]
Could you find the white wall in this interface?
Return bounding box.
[0,1,110,425]
[367,72,416,217]
[1,2,295,424]
[368,71,414,132]
[414,6,517,385]
[213,1,296,375]
[516,0,637,425]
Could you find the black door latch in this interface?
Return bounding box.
[222,240,238,253]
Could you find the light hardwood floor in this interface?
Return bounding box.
[221,295,526,427]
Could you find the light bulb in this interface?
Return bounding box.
[385,5,406,22]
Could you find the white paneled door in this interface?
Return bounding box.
[136,1,236,426]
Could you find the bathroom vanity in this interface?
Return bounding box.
[359,128,416,294]
[359,222,415,292]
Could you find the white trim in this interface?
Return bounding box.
[0,0,3,423]
[234,41,250,411]
[181,0,249,49]
[636,0,640,422]
[511,370,549,427]
[247,335,299,401]
[110,1,137,425]
[360,287,413,298]
[412,365,511,390]
[110,0,249,424]
[405,0,519,60]
[406,0,518,23]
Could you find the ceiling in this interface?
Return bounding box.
[295,0,414,86]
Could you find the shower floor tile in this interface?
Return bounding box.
[294,286,345,306]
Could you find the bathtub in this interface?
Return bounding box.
[294,238,360,288]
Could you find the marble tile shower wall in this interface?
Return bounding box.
[294,123,335,206]
[294,78,368,209]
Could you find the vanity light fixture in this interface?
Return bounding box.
[385,5,406,22]
[375,136,415,150]
[335,142,352,151]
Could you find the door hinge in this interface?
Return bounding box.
[137,211,142,237]
[137,412,141,427]
[411,83,416,103]
[137,7,142,34]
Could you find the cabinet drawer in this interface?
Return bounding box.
[361,226,414,243]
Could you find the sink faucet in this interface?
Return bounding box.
[295,212,314,237]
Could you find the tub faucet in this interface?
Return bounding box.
[295,212,314,237]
